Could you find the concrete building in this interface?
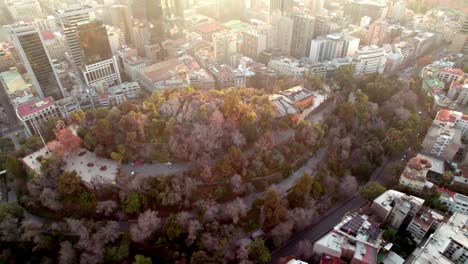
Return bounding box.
[122,54,146,82]
[449,16,468,56]
[345,0,388,24]
[213,31,239,64]
[7,0,42,21]
[275,15,294,55]
[34,15,58,32]
[399,156,434,191]
[367,19,389,46]
[139,55,203,91]
[313,214,382,264]
[187,69,216,90]
[290,12,315,59]
[41,31,66,61]
[387,194,425,230]
[109,5,133,47]
[353,46,387,75]
[371,190,406,220]
[240,29,267,60]
[312,14,331,39]
[208,64,246,89]
[268,57,308,78]
[192,21,225,42]
[406,208,444,244]
[414,32,436,57]
[270,0,293,15]
[108,82,141,105]
[422,109,464,160]
[448,80,468,106]
[309,33,360,62]
[438,188,468,215]
[78,20,121,90]
[55,5,94,69]
[438,68,465,84]
[16,97,60,136]
[409,212,468,264]
[10,24,64,100]
[307,0,324,15]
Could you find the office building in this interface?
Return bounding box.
[10,24,63,100]
[41,31,66,61]
[240,29,267,60]
[123,54,146,82]
[276,15,294,55]
[307,0,324,15]
[34,15,58,32]
[16,97,60,136]
[353,46,387,75]
[55,5,94,69]
[309,33,360,62]
[78,20,121,90]
[290,12,315,58]
[110,5,133,47]
[270,0,293,15]
[7,0,42,21]
[313,14,331,39]
[268,57,308,78]
[145,0,165,46]
[213,31,239,64]
[409,212,468,264]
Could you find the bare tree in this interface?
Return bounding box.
[130,210,161,243]
[339,174,358,198]
[186,219,202,246]
[270,221,294,247]
[96,200,118,217]
[59,241,76,264]
[295,239,313,260]
[223,198,247,224]
[230,174,245,195]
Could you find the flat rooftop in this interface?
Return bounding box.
[412,212,468,264]
[17,97,55,117]
[22,147,119,184]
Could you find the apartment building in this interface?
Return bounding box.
[353,45,387,75]
[309,33,360,62]
[16,97,60,136]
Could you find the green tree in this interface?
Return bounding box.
[163,214,182,241]
[4,155,27,195]
[248,239,271,264]
[57,171,81,196]
[124,192,144,214]
[106,235,130,262]
[288,173,314,208]
[262,188,286,230]
[190,251,215,264]
[134,254,152,264]
[360,182,387,201]
[383,229,396,242]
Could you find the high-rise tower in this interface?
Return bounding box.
[11,24,64,100]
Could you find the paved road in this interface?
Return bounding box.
[269,196,366,263]
[121,162,192,178]
[244,147,328,207]
[269,151,402,263]
[0,81,21,129]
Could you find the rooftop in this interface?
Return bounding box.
[192,22,225,34]
[416,153,444,175]
[17,97,55,117]
[440,67,465,76]
[280,86,314,104]
[0,70,29,94]
[373,190,405,212]
[412,212,468,264]
[424,78,445,89]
